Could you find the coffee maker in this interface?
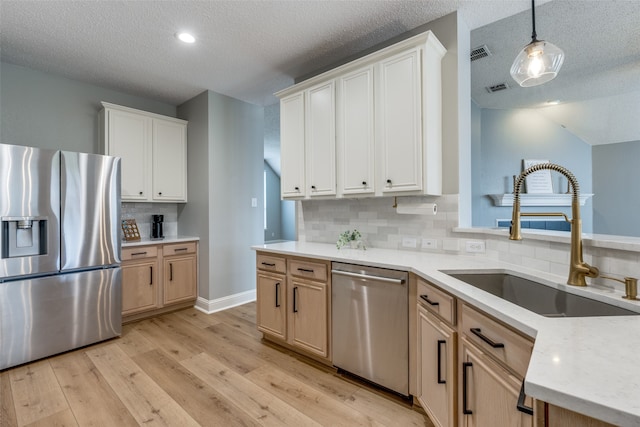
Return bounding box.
[151,214,164,239]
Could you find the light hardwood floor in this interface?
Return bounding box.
[0,303,433,426]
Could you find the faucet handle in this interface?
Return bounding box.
[600,275,639,300]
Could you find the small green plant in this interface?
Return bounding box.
[336,229,365,250]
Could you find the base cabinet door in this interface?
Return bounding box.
[256,273,287,340]
[460,337,533,427]
[163,255,196,305]
[122,260,159,315]
[289,279,328,358]
[418,305,457,427]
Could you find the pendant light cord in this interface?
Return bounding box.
[530,0,538,41]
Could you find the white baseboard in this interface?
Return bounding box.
[194,289,256,314]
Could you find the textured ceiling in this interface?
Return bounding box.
[0,0,537,108]
[471,0,640,145]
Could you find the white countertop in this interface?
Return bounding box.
[122,235,199,248]
[252,241,640,426]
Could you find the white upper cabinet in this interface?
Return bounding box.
[305,81,336,197]
[377,48,423,194]
[276,30,446,200]
[280,93,306,198]
[337,66,375,196]
[100,102,188,203]
[152,119,187,202]
[104,108,152,201]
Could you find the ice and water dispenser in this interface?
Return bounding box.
[1,217,48,258]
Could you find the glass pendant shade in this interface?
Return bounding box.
[511,40,565,87]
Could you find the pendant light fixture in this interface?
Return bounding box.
[510,0,564,87]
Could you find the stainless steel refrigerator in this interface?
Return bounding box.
[0,143,122,370]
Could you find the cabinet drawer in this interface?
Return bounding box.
[289,259,327,282]
[417,278,456,325]
[122,245,158,261]
[461,303,533,378]
[163,241,196,256]
[257,254,287,274]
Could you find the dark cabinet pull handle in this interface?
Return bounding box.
[297,268,314,273]
[132,251,147,256]
[262,262,276,267]
[149,266,153,285]
[158,192,162,195]
[174,247,188,252]
[170,263,173,281]
[420,294,439,306]
[294,186,300,191]
[362,181,367,186]
[293,287,298,313]
[386,179,392,185]
[311,185,316,190]
[517,381,534,416]
[139,191,143,195]
[437,340,446,384]
[275,282,281,308]
[463,362,473,415]
[470,328,505,348]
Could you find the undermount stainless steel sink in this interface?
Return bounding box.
[444,272,639,318]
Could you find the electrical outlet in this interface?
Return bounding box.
[402,237,417,248]
[421,238,437,249]
[465,240,486,253]
[251,197,257,207]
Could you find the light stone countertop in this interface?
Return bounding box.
[122,235,199,248]
[252,240,640,426]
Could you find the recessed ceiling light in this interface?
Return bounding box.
[545,100,561,105]
[176,32,196,44]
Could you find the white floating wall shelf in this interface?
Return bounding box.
[489,193,594,207]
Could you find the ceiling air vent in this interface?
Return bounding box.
[470,45,492,62]
[486,83,510,93]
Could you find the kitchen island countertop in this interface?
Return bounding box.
[253,241,640,426]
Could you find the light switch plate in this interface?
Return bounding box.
[402,237,418,248]
[251,197,257,207]
[421,238,438,249]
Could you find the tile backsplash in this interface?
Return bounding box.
[298,193,640,294]
[121,203,178,239]
[299,194,460,249]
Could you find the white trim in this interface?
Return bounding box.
[194,289,256,314]
[489,193,593,207]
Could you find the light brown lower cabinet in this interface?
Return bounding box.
[459,336,533,427]
[417,305,457,427]
[256,272,287,340]
[122,257,159,315]
[255,252,331,363]
[289,278,328,357]
[163,254,197,305]
[121,240,198,322]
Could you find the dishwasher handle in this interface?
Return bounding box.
[331,269,405,284]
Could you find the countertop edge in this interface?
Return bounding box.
[123,236,200,247]
[252,241,640,425]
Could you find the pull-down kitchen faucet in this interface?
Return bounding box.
[509,163,599,287]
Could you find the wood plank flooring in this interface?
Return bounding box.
[0,303,433,426]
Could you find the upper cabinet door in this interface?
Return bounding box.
[280,93,306,199]
[337,66,375,196]
[152,119,187,202]
[377,48,423,194]
[305,81,336,197]
[106,109,152,201]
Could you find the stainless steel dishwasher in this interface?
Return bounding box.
[331,262,409,397]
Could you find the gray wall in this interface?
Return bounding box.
[264,161,282,241]
[593,140,640,237]
[178,90,264,302]
[0,61,176,153]
[472,107,593,232]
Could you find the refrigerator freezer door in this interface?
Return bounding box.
[60,151,121,271]
[0,267,122,370]
[0,143,60,279]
